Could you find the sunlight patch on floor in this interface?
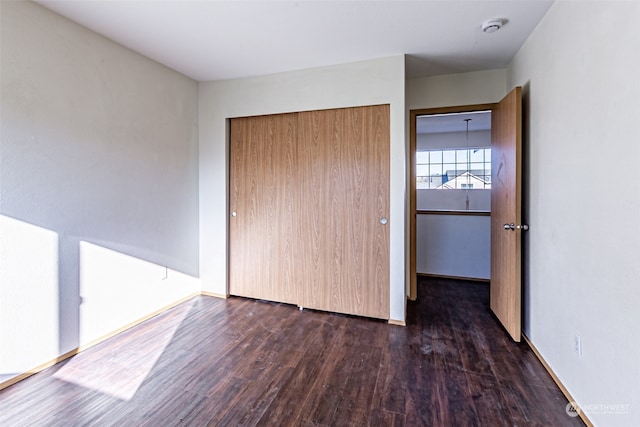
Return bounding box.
[52,299,194,400]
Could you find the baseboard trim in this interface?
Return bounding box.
[0,291,201,392]
[0,348,80,391]
[201,291,229,299]
[523,333,593,427]
[417,273,490,283]
[388,319,406,327]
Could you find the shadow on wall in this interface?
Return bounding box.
[0,0,201,387]
[0,215,200,385]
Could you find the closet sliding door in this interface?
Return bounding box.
[229,105,389,319]
[229,113,300,304]
[298,106,389,319]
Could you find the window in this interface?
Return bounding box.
[416,148,491,190]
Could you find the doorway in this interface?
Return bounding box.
[409,88,524,341]
[409,104,495,301]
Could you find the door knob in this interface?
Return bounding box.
[516,224,529,231]
[231,211,237,217]
[379,217,388,225]
[503,223,515,230]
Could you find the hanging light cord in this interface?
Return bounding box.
[464,118,472,210]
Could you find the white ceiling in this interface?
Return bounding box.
[35,0,553,82]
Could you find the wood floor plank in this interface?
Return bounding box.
[331,405,369,426]
[298,340,353,425]
[368,408,406,427]
[0,278,585,427]
[370,329,408,415]
[211,365,294,426]
[255,318,346,425]
[436,366,479,426]
[466,371,512,427]
[337,344,382,410]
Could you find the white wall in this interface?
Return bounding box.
[508,2,640,425]
[416,187,490,280]
[407,69,507,110]
[416,215,490,280]
[0,2,200,383]
[199,56,406,321]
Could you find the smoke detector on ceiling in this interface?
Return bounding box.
[482,19,503,33]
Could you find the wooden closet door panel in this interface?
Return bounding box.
[297,109,332,312]
[229,114,299,304]
[298,105,390,319]
[359,105,391,318]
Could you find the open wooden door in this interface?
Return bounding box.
[490,87,525,342]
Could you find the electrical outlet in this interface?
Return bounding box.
[574,333,583,357]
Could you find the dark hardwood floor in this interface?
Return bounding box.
[0,277,583,426]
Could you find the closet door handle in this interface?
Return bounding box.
[379,217,388,225]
